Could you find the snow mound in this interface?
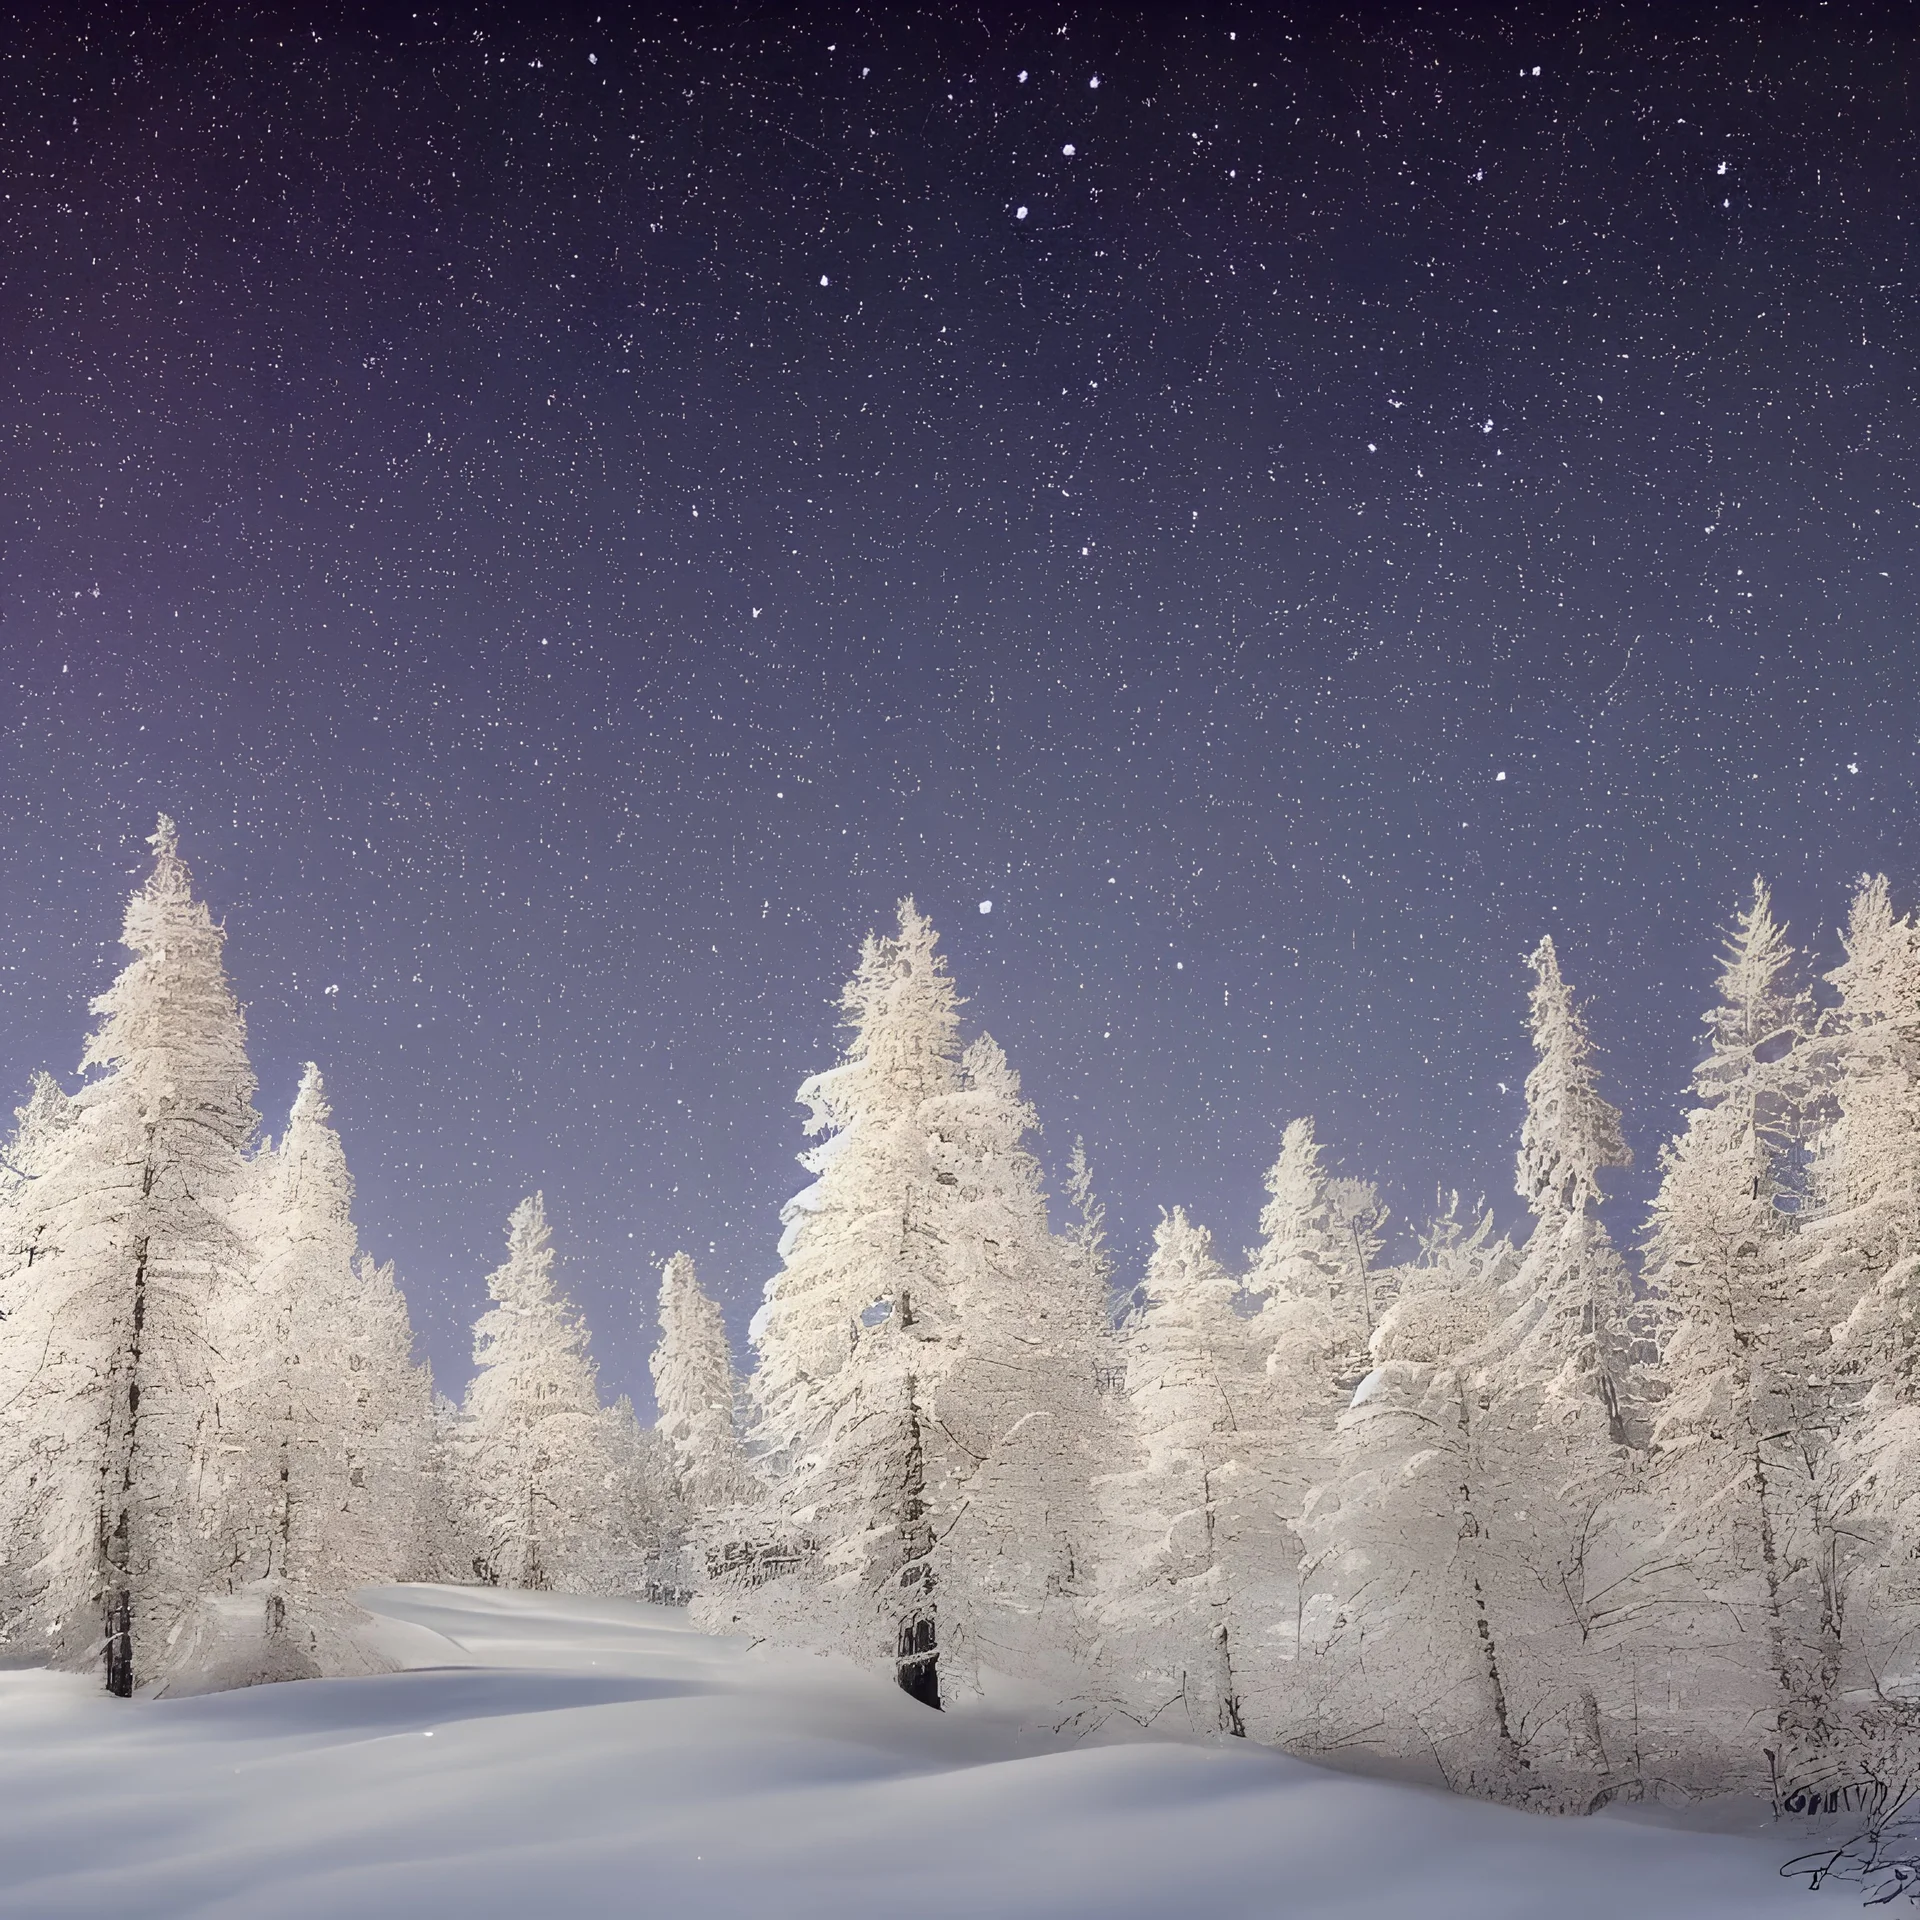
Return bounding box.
[0,1584,1826,1918]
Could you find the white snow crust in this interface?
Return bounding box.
[0,1584,1829,1918]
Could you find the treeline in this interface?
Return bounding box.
[0,823,673,1694]
[6,820,1920,1822]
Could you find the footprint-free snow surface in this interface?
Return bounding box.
[0,1585,1847,1917]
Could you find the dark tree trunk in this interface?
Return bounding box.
[103,1589,133,1699]
[100,1206,152,1699]
[897,1615,940,1708]
[893,1374,941,1710]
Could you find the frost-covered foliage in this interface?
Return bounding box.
[1243,1116,1373,1643]
[1518,936,1633,1216]
[652,1252,753,1518]
[0,825,457,1696]
[0,824,675,1696]
[1631,882,1842,1791]
[1295,1206,1519,1788]
[0,819,260,1694]
[1289,944,1642,1806]
[649,1251,755,1594]
[532,879,1920,1809]
[1096,1207,1289,1739]
[200,1065,434,1686]
[1808,879,1920,1796]
[455,1193,646,1596]
[732,907,1108,1705]
[925,1035,1110,1685]
[17,830,1920,1824]
[728,901,966,1699]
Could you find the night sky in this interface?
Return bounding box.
[2,3,1913,1410]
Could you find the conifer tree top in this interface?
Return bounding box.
[1259,1116,1329,1247]
[1698,878,1809,1092]
[147,813,190,902]
[291,1062,330,1128]
[491,1192,556,1307]
[1517,935,1630,1218]
[1828,873,1916,1031]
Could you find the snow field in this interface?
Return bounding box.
[0,1584,1830,1919]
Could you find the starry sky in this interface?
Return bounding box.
[2,2,1913,1409]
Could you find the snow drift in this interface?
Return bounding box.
[0,1583,1843,1919]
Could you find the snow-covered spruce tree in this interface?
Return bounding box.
[457,1193,634,1594]
[1065,1135,1118,1323]
[1236,1117,1386,1719]
[0,818,258,1694]
[0,1074,80,1633]
[1293,1204,1520,1790]
[1632,879,1838,1791]
[1815,876,1920,1340]
[0,1072,77,1259]
[343,1249,435,1588]
[731,901,965,1705]
[651,1251,753,1587]
[1095,1208,1289,1740]
[924,1036,1111,1687]
[188,1067,432,1683]
[1247,1119,1368,1404]
[1812,878,1920,1788]
[1244,1122,1370,1530]
[1516,937,1634,1223]
[1445,936,1646,1805]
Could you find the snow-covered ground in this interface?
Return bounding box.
[0,1585,1846,1918]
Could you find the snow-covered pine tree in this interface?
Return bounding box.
[651,1251,753,1590]
[458,1193,629,1594]
[0,818,258,1694]
[1812,879,1920,1787]
[1633,879,1838,1791]
[1096,1208,1288,1740]
[1516,936,1634,1221]
[925,1035,1109,1688]
[220,1064,356,1677]
[736,901,965,1705]
[653,1252,751,1514]
[1237,1117,1378,1714]
[1815,877,1920,1339]
[1245,1119,1370,1507]
[0,1074,80,1633]
[179,1067,430,1683]
[1443,937,1644,1805]
[342,1249,435,1590]
[1293,1204,1521,1790]
[1066,1134,1126,1394]
[0,1072,77,1265]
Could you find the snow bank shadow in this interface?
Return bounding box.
[149,1667,704,1742]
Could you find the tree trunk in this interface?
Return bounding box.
[103,1588,133,1699]
[100,1195,154,1698]
[893,1377,940,1709]
[1201,1467,1245,1736]
[1456,1376,1523,1776]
